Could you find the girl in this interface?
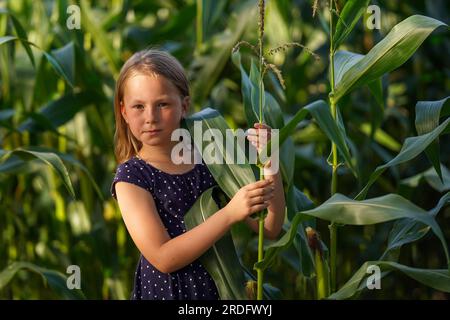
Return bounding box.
[110,49,285,300]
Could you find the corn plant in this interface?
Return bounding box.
[257,0,450,298]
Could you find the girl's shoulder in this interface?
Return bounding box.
[111,156,156,199]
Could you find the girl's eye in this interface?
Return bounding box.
[157,102,169,108]
[133,104,144,109]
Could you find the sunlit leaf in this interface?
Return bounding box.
[334,15,447,102]
[333,0,371,49]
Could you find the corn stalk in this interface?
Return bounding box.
[328,0,338,293]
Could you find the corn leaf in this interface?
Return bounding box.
[401,164,450,193]
[231,50,259,126]
[0,262,85,299]
[382,192,450,260]
[414,97,450,182]
[329,261,450,300]
[334,50,384,137]
[333,0,371,49]
[356,117,450,200]
[184,108,255,200]
[0,148,75,198]
[301,193,450,269]
[334,15,447,103]
[0,9,35,67]
[184,186,248,299]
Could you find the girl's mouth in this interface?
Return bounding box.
[143,129,162,136]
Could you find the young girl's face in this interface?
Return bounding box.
[121,73,188,148]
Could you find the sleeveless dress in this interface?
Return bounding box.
[111,155,220,300]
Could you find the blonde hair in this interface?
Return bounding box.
[113,49,190,164]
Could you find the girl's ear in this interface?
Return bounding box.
[181,96,190,119]
[120,101,128,123]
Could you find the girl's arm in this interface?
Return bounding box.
[115,178,272,274]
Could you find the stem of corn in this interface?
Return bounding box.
[256,0,266,300]
[328,0,338,294]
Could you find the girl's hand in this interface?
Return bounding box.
[224,179,275,224]
[246,123,271,153]
[246,123,278,176]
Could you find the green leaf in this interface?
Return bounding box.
[184,108,255,200]
[415,97,450,134]
[250,59,264,122]
[254,213,311,271]
[329,261,450,300]
[334,15,447,103]
[0,154,43,174]
[184,187,248,299]
[0,9,35,67]
[306,101,357,177]
[301,193,450,268]
[356,117,450,200]
[415,97,450,181]
[0,35,74,87]
[382,192,450,259]
[231,50,259,126]
[0,148,76,198]
[56,152,104,202]
[0,35,17,46]
[9,146,104,201]
[41,51,74,88]
[18,91,103,132]
[333,0,371,49]
[401,164,450,193]
[51,42,76,87]
[0,262,85,299]
[334,50,384,136]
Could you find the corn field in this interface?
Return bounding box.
[1,0,450,300]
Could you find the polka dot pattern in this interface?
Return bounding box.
[111,156,219,300]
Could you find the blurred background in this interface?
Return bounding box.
[0,0,449,299]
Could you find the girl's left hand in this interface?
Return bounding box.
[246,123,272,154]
[246,123,275,172]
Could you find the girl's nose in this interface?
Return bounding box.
[145,106,159,123]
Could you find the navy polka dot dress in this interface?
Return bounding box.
[111,155,220,300]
